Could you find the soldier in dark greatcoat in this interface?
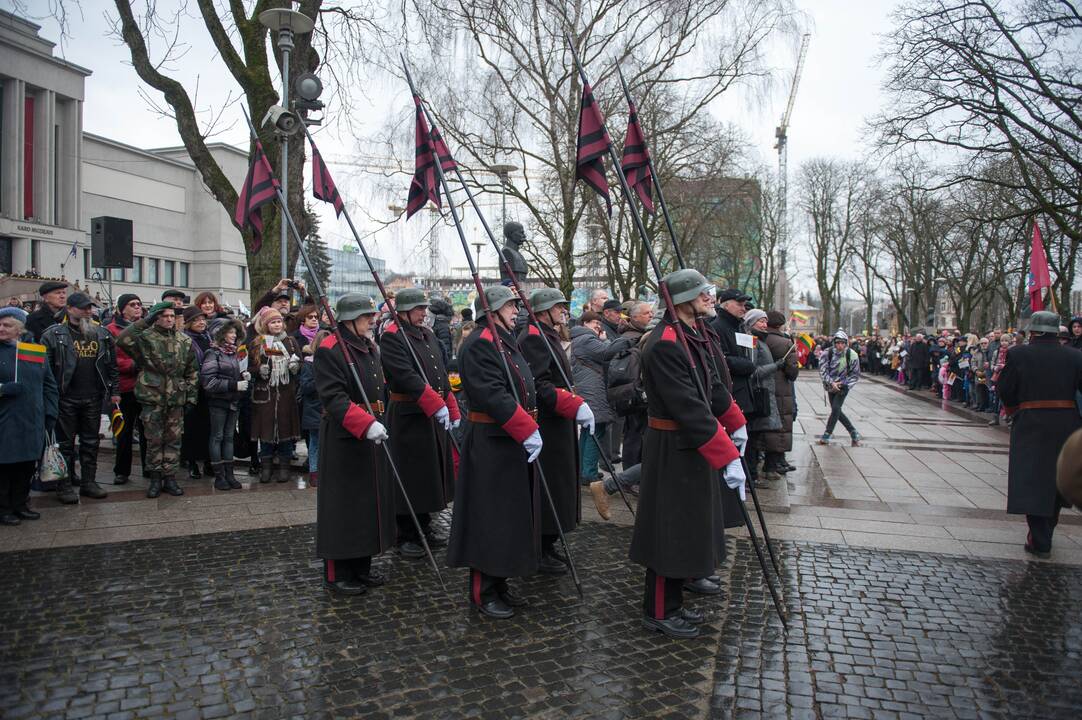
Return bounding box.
[630,269,745,639]
[447,286,542,619]
[518,287,595,575]
[379,287,460,559]
[313,294,396,595]
[995,311,1082,558]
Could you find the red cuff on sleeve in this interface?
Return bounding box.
[718,402,747,434]
[446,391,461,422]
[553,388,584,420]
[342,403,376,440]
[697,420,740,470]
[502,405,539,443]
[416,384,446,417]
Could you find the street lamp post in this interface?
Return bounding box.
[259,6,314,281]
[488,163,518,229]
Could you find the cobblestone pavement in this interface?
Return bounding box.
[2,522,1081,719]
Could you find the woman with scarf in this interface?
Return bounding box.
[250,306,302,483]
[193,291,231,321]
[200,317,248,490]
[180,305,214,479]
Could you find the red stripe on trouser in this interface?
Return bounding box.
[472,569,482,605]
[655,575,665,620]
[326,559,336,583]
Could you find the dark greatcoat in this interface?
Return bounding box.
[996,336,1082,517]
[703,322,746,531]
[519,321,581,537]
[630,316,741,579]
[249,334,302,443]
[181,330,212,463]
[313,327,396,560]
[379,320,456,515]
[760,329,799,453]
[446,322,541,578]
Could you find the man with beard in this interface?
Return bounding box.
[27,281,69,341]
[41,292,120,503]
[519,287,595,575]
[379,288,460,559]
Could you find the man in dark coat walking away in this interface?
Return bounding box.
[379,288,460,560]
[518,287,595,575]
[447,286,542,619]
[313,294,395,595]
[996,311,1082,558]
[630,269,744,639]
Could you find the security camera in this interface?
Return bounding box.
[261,104,301,136]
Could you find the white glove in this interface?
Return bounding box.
[723,457,746,501]
[731,425,748,457]
[575,402,595,435]
[241,371,251,381]
[451,418,461,429]
[365,420,389,445]
[288,354,301,373]
[434,405,451,431]
[236,380,249,392]
[259,364,271,379]
[523,429,543,463]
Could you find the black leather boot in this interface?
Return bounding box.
[80,480,108,499]
[259,463,273,484]
[212,464,231,491]
[225,463,242,490]
[146,477,162,499]
[162,475,184,496]
[56,478,79,505]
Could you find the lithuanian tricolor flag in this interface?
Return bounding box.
[795,333,816,368]
[16,342,46,364]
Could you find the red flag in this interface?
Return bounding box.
[406,94,457,220]
[311,146,344,217]
[621,99,654,213]
[576,82,612,215]
[234,140,279,254]
[1028,221,1052,312]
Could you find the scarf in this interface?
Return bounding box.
[217,340,237,356]
[262,333,291,387]
[298,323,318,343]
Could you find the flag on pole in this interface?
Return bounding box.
[576,82,612,215]
[234,140,280,254]
[405,94,457,220]
[1027,221,1052,312]
[620,98,654,213]
[311,146,344,217]
[67,241,78,259]
[794,333,816,368]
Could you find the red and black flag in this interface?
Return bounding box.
[621,99,654,214]
[576,82,612,215]
[234,140,280,253]
[406,94,457,220]
[311,145,344,217]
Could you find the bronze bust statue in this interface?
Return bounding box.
[500,221,529,284]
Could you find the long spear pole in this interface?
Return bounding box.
[241,111,447,596]
[566,39,785,629]
[616,67,782,578]
[408,98,635,520]
[401,57,583,598]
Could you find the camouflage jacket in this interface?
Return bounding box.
[116,318,198,406]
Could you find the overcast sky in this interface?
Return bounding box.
[23,0,896,292]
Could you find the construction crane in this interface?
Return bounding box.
[773,32,810,315]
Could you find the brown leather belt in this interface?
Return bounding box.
[388,392,415,403]
[648,417,679,431]
[1012,400,1076,411]
[468,409,538,424]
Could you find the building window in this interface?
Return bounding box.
[130,256,142,284]
[83,249,90,279]
[163,260,175,287]
[147,258,159,285]
[110,267,123,282]
[31,239,40,272]
[178,262,189,288]
[239,265,247,290]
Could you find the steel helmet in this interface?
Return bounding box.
[394,287,429,312]
[663,268,712,305]
[336,293,378,321]
[528,287,568,313]
[1027,310,1062,335]
[474,285,518,318]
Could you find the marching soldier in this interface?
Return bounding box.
[630,269,745,639]
[518,287,594,574]
[313,294,396,595]
[996,310,1082,558]
[447,286,542,619]
[379,287,460,559]
[116,302,199,498]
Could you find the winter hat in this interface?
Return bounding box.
[116,293,140,314]
[0,306,28,323]
[208,317,244,342]
[254,306,283,335]
[182,305,206,324]
[833,330,849,343]
[766,310,786,328]
[743,308,768,328]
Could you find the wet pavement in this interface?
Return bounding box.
[2,521,1081,719]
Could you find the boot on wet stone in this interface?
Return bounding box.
[212,464,231,491]
[80,480,107,499]
[259,464,273,484]
[225,464,243,490]
[146,477,162,499]
[56,478,79,505]
[162,476,184,496]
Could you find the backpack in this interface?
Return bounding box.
[606,345,646,416]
